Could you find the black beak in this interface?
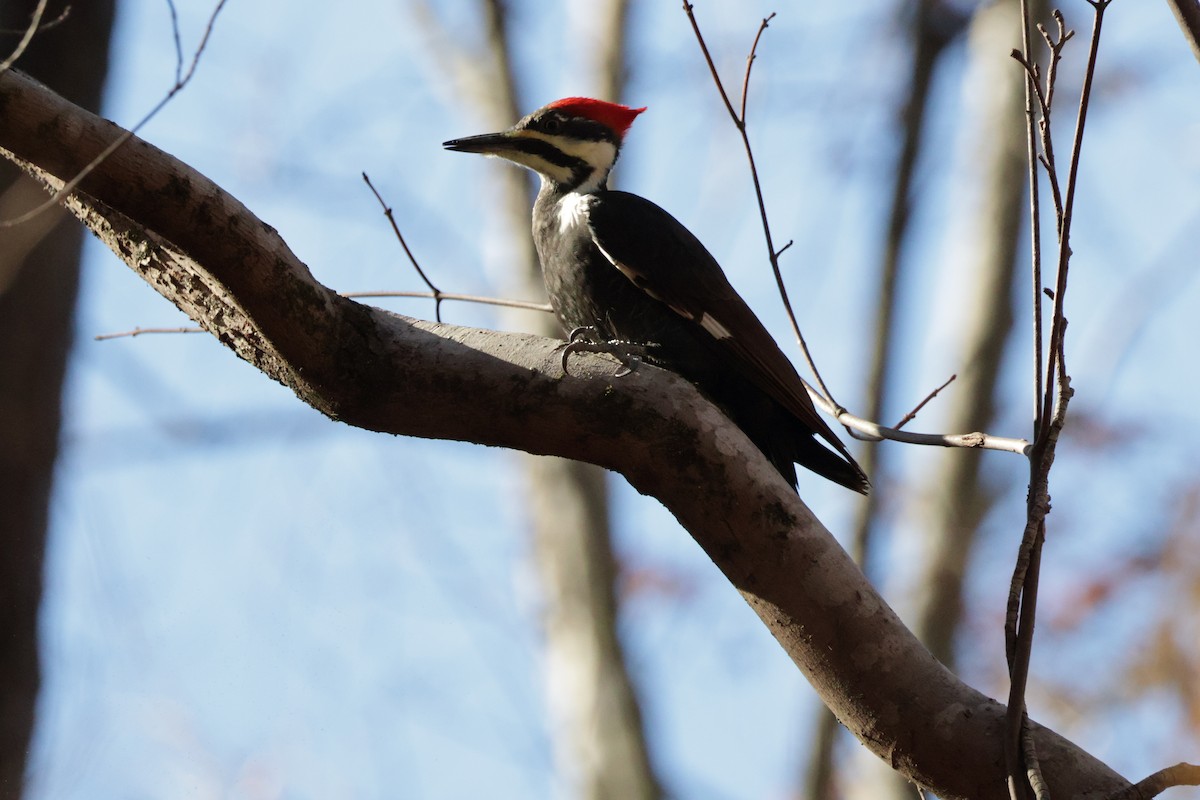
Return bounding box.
[442,131,521,155]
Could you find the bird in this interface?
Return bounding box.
[443,97,868,494]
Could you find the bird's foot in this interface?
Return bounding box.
[559,327,653,377]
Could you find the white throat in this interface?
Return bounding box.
[557,192,594,233]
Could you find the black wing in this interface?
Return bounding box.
[586,190,865,484]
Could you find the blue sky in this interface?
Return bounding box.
[23,0,1200,797]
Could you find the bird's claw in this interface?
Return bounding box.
[559,327,652,377]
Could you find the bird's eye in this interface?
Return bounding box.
[542,116,561,133]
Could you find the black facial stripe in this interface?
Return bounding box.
[518,137,594,189]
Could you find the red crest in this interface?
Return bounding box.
[545,97,647,138]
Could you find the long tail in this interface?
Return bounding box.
[790,436,870,495]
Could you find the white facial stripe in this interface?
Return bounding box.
[564,140,617,192]
[521,131,615,173]
[497,145,574,186]
[514,130,616,191]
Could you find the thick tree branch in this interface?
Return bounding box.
[1164,0,1200,64]
[0,68,1135,800]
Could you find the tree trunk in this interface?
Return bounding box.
[0,2,115,795]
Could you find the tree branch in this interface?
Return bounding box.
[0,67,1137,800]
[1164,0,1200,65]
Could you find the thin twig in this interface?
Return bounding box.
[1039,14,1073,229]
[94,291,553,341]
[1104,762,1200,800]
[166,0,185,86]
[892,374,956,430]
[0,3,68,35]
[341,290,551,314]
[682,3,841,410]
[93,326,205,341]
[1018,0,1046,447]
[681,3,739,123]
[0,0,230,229]
[1038,2,1106,446]
[362,172,446,322]
[0,0,51,75]
[1006,3,1109,797]
[739,12,775,123]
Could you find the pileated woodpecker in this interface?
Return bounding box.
[444,98,868,494]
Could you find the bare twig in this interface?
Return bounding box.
[1038,1,1106,446]
[342,290,551,313]
[362,172,446,322]
[0,0,229,229]
[681,3,739,122]
[1039,14,1072,229]
[1018,0,1046,439]
[1005,3,1109,797]
[0,2,68,35]
[0,0,50,75]
[94,291,553,340]
[739,11,775,124]
[893,374,956,430]
[93,326,204,341]
[682,3,841,409]
[1104,762,1200,800]
[166,0,185,85]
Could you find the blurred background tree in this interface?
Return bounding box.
[0,2,114,796]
